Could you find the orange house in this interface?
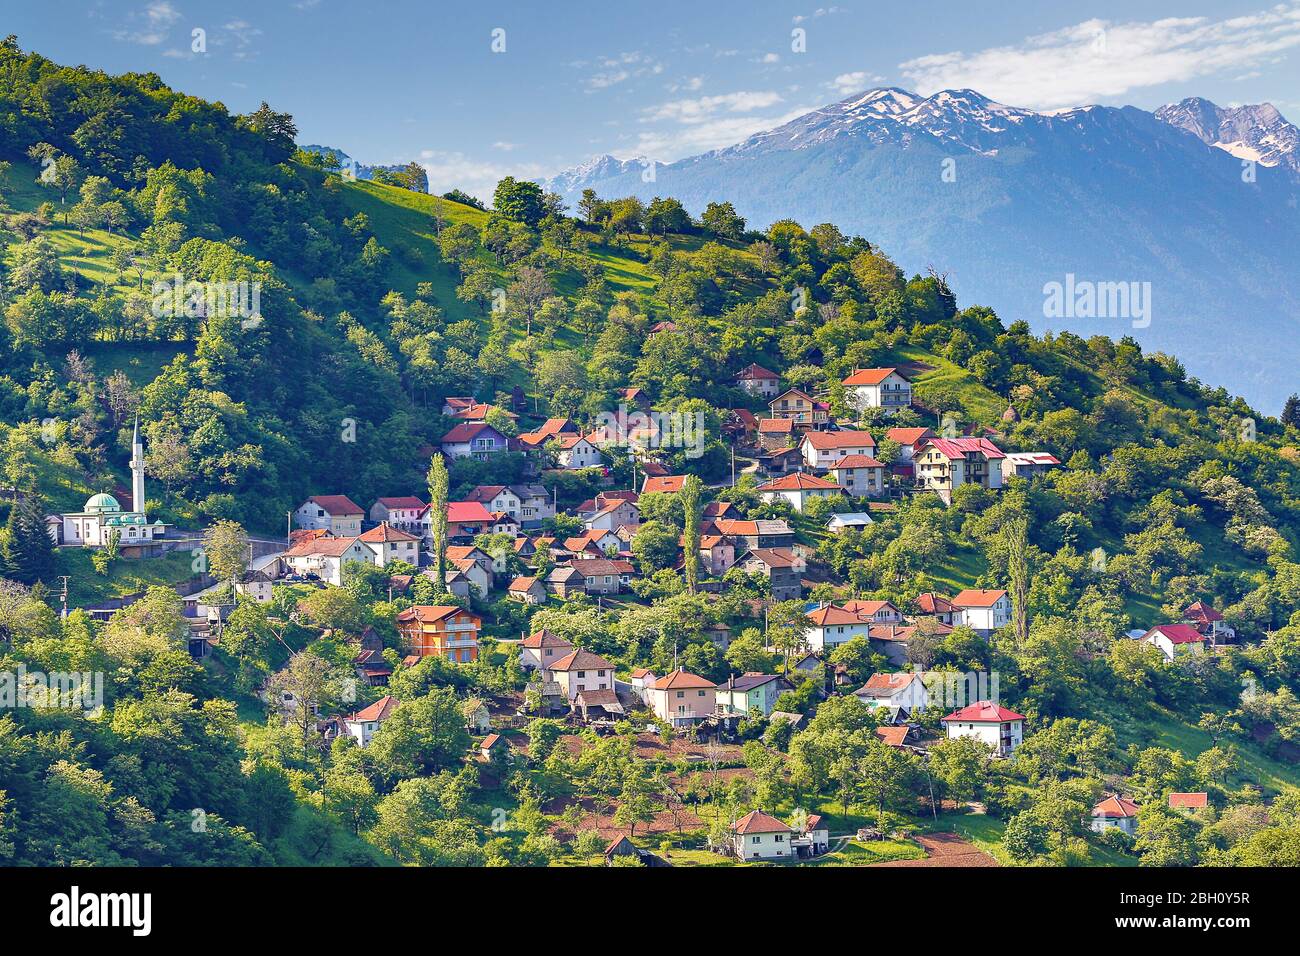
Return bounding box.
[395,605,483,663]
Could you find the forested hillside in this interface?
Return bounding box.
[4,40,1300,868]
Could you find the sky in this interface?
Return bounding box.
[10,0,1300,199]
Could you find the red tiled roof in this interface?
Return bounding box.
[348,695,398,723]
[521,629,572,648]
[842,599,898,616]
[884,427,934,446]
[357,522,419,543]
[874,726,909,747]
[396,605,478,625]
[732,809,791,835]
[1093,795,1141,819]
[1144,624,1205,645]
[547,648,615,672]
[915,592,956,614]
[842,367,906,386]
[807,604,866,626]
[831,454,885,469]
[1183,601,1224,623]
[734,363,780,381]
[942,700,1025,723]
[1169,792,1209,809]
[446,501,494,523]
[440,422,503,444]
[643,475,688,494]
[951,589,1007,608]
[306,495,364,516]
[803,429,877,450]
[918,437,1006,460]
[652,669,716,690]
[758,418,795,433]
[757,472,845,491]
[859,672,919,695]
[375,496,426,510]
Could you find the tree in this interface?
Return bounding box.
[493,177,545,227]
[508,265,553,336]
[1,494,57,585]
[1005,515,1030,646]
[268,652,342,739]
[767,600,812,672]
[427,453,450,595]
[679,474,703,594]
[368,688,471,780]
[1283,394,1300,428]
[701,201,745,239]
[203,520,249,588]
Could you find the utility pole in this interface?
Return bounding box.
[285,511,292,547]
[58,576,70,619]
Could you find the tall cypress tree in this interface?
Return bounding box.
[1282,394,1300,429]
[2,494,56,585]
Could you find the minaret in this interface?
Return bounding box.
[130,417,146,515]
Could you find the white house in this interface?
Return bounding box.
[646,669,716,726]
[1140,624,1207,662]
[951,589,1011,636]
[829,454,886,496]
[1090,795,1140,835]
[518,629,574,670]
[801,430,878,471]
[941,700,1025,755]
[440,422,509,460]
[356,522,421,567]
[585,499,640,532]
[343,695,398,747]
[368,496,427,534]
[732,363,782,398]
[545,648,617,701]
[294,495,364,535]
[854,672,930,713]
[842,367,912,413]
[756,472,845,512]
[826,512,874,534]
[884,427,936,463]
[283,535,372,586]
[552,434,604,469]
[630,668,658,706]
[805,604,872,652]
[729,810,792,861]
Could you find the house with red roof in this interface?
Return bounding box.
[356,522,421,567]
[550,433,604,470]
[282,534,372,586]
[440,421,509,460]
[545,648,616,701]
[913,592,958,625]
[829,453,887,496]
[1169,792,1209,811]
[884,427,936,463]
[727,809,793,860]
[1001,451,1062,481]
[800,429,877,471]
[756,471,845,511]
[914,436,1006,498]
[1183,600,1235,644]
[446,501,495,539]
[854,671,930,713]
[756,416,797,451]
[941,700,1026,754]
[641,474,688,494]
[1090,795,1141,835]
[518,629,573,670]
[951,589,1011,636]
[294,495,365,535]
[342,695,398,747]
[646,669,717,726]
[732,363,782,398]
[842,367,912,413]
[1141,623,1207,662]
[395,605,482,662]
[768,388,829,425]
[368,496,427,533]
[805,603,873,651]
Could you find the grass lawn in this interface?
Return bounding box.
[56,547,201,607]
[1128,711,1300,793]
[807,837,926,865]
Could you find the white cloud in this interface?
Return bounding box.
[793,7,847,25]
[420,151,549,204]
[827,71,883,95]
[899,5,1300,110]
[760,52,781,64]
[111,1,181,46]
[641,91,784,124]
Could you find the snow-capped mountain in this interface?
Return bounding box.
[543,154,658,195]
[545,89,1300,410]
[1155,97,1300,176]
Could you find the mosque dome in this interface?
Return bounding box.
[85,492,121,513]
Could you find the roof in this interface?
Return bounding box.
[285,536,362,558]
[642,475,688,494]
[842,599,898,616]
[1183,601,1224,623]
[348,695,398,723]
[481,733,507,750]
[827,512,874,527]
[757,472,845,492]
[734,362,780,381]
[440,422,504,444]
[452,402,516,421]
[732,809,791,835]
[1169,792,1209,809]
[744,547,797,569]
[723,673,788,692]
[884,427,934,446]
[807,604,867,627]
[357,522,419,543]
[571,558,634,577]
[758,417,795,433]
[396,605,477,625]
[951,589,1008,608]
[508,575,542,592]
[842,367,907,386]
[942,700,1025,723]
[574,688,623,710]
[858,672,920,697]
[831,454,885,469]
[446,501,495,523]
[520,629,573,649]
[770,387,816,405]
[547,648,615,672]
[918,437,1006,461]
[874,726,909,747]
[803,429,877,450]
[374,496,426,510]
[305,494,364,516]
[1144,624,1205,645]
[1093,795,1141,819]
[1004,452,1061,467]
[915,592,956,614]
[769,711,804,727]
[652,669,716,690]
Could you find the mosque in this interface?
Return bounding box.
[49,419,169,550]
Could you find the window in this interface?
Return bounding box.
[676,691,685,699]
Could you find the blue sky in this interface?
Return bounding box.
[12,1,1300,199]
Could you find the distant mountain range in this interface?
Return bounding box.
[545,90,1300,410]
[301,144,429,192]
